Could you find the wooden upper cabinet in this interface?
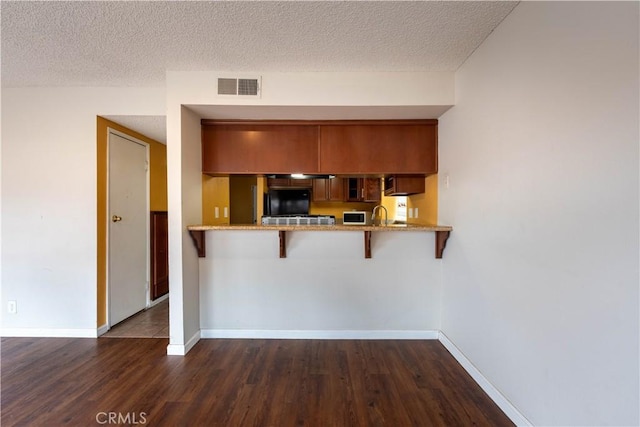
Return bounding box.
[384,175,425,196]
[345,178,381,203]
[201,120,437,176]
[318,121,437,174]
[312,178,345,202]
[202,122,319,174]
[363,178,381,202]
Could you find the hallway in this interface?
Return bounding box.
[102,298,168,338]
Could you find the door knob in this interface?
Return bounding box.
[112,215,122,223]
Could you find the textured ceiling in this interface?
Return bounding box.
[2,1,518,87]
[1,1,518,143]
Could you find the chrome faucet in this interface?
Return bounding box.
[371,205,388,226]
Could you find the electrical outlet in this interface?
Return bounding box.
[408,208,413,219]
[414,207,419,218]
[224,207,228,218]
[214,207,220,218]
[8,300,17,314]
[444,174,450,189]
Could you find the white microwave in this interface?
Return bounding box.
[343,211,368,225]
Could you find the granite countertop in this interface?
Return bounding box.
[186,223,453,259]
[187,224,453,232]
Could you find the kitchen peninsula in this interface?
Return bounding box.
[188,223,452,259]
[192,119,453,339]
[196,119,453,260]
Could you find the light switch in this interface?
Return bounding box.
[408,208,413,219]
[224,207,228,218]
[414,208,419,218]
[214,207,220,218]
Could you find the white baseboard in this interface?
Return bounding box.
[200,329,439,340]
[97,324,109,336]
[438,331,532,426]
[166,329,201,355]
[0,328,98,338]
[148,293,169,308]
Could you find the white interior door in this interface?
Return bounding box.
[108,131,149,326]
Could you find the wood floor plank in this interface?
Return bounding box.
[1,337,514,426]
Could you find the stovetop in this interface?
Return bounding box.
[264,214,334,218]
[261,215,336,226]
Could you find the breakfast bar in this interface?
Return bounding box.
[188,224,452,259]
[192,119,452,337]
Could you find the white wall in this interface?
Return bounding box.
[180,107,202,342]
[166,103,202,355]
[200,231,441,336]
[168,71,453,108]
[438,2,639,426]
[1,87,165,335]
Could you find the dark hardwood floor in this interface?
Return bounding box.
[1,338,514,426]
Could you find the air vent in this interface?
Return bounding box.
[217,77,261,96]
[217,78,238,95]
[238,79,259,95]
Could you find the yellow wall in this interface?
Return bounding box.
[203,176,266,225]
[206,178,381,222]
[230,176,257,224]
[202,175,439,226]
[96,117,168,327]
[202,175,230,225]
[256,177,266,220]
[380,191,398,222]
[148,142,168,211]
[407,174,438,225]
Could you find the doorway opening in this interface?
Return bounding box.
[107,130,149,327]
[101,298,168,338]
[230,175,258,224]
[96,116,169,337]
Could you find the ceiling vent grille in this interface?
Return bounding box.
[217,78,238,95]
[217,77,261,97]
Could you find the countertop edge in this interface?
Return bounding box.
[187,224,453,232]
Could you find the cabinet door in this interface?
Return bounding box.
[345,178,362,201]
[150,211,168,300]
[327,178,345,201]
[345,178,380,202]
[312,179,329,202]
[363,178,381,202]
[202,124,319,174]
[384,175,425,195]
[319,122,437,174]
[312,178,345,202]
